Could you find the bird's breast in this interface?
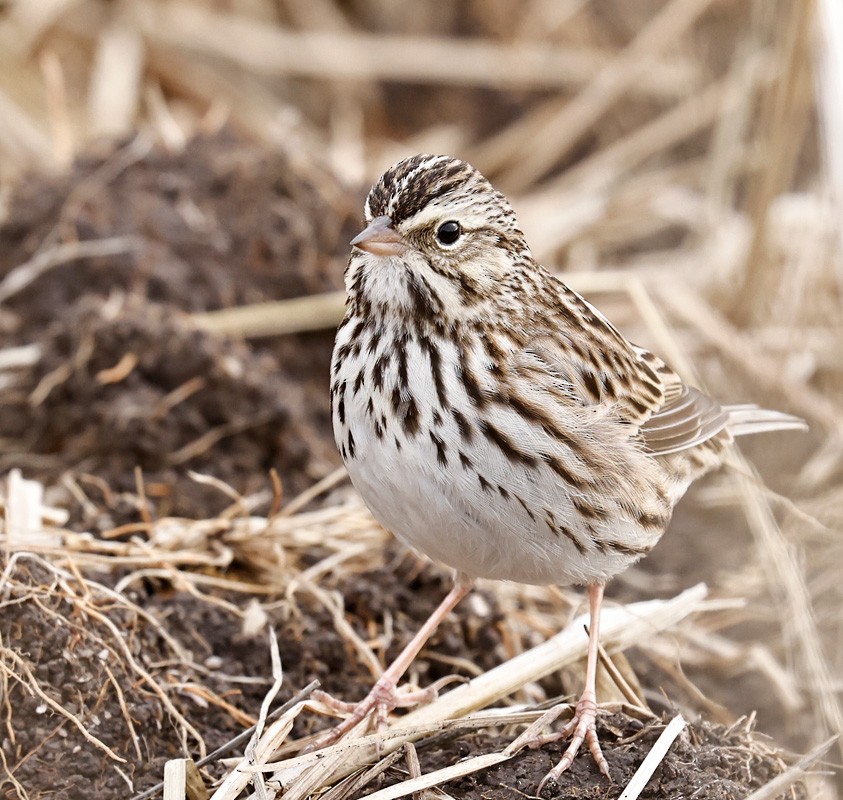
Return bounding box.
[330,317,672,586]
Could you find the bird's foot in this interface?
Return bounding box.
[519,690,611,792]
[306,673,462,751]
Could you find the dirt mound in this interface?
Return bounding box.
[1,295,322,524]
[0,132,357,520]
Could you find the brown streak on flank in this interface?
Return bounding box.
[602,539,650,557]
[480,330,507,364]
[514,493,536,521]
[479,419,538,467]
[635,509,665,529]
[541,452,590,489]
[558,523,587,555]
[429,430,448,467]
[365,329,380,355]
[334,341,352,362]
[452,408,473,442]
[572,497,607,520]
[459,361,488,409]
[586,346,603,371]
[396,337,409,389]
[502,391,600,467]
[344,317,364,343]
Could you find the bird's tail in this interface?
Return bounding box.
[725,404,808,438]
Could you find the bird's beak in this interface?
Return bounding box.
[350,215,406,256]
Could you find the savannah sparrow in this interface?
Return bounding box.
[323,154,805,784]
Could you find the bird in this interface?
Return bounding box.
[322,154,806,786]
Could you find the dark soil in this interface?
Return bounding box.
[419,716,794,800]
[0,131,357,521]
[1,549,801,800]
[0,136,807,799]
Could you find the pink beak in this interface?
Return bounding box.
[350,215,406,256]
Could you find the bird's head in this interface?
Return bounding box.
[346,155,531,320]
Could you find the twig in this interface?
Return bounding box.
[192,292,346,338]
[280,466,348,517]
[742,735,838,800]
[617,714,686,800]
[0,237,141,304]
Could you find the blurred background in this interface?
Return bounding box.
[0,0,841,797]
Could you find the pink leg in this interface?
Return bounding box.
[308,576,474,750]
[538,583,611,790]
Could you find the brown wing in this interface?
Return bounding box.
[628,345,730,456]
[518,334,729,456]
[639,383,729,455]
[519,282,730,456]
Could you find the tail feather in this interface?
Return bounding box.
[725,405,808,438]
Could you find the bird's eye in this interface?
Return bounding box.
[436,221,461,246]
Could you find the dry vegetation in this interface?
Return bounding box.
[0,1,842,799]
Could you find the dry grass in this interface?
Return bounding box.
[0,0,841,798]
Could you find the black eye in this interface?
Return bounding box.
[436,221,461,245]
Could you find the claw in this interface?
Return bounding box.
[535,691,611,793]
[306,672,466,751]
[306,674,401,751]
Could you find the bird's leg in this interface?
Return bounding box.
[537,582,611,789]
[307,575,474,750]
[511,584,610,786]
